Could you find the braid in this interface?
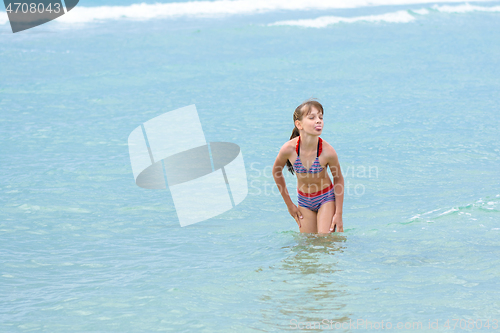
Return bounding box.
[286,126,300,174]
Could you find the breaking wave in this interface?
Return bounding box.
[0,0,498,25]
[269,3,500,27]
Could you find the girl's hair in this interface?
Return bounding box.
[286,99,324,175]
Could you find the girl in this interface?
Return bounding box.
[273,100,344,233]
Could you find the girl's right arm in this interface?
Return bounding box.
[272,143,303,227]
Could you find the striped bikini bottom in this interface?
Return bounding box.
[297,183,335,212]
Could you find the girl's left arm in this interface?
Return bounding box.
[328,149,344,232]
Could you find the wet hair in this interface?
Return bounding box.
[286,99,324,175]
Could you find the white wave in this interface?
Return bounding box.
[0,12,8,25]
[411,8,430,14]
[269,2,500,28]
[438,207,459,216]
[0,0,498,25]
[269,10,416,28]
[422,208,443,215]
[433,3,500,13]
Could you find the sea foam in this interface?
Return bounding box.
[433,3,500,13]
[269,10,416,28]
[0,12,8,25]
[0,0,498,25]
[269,3,500,28]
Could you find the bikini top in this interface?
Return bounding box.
[292,136,324,174]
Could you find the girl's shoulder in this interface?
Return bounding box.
[320,138,339,159]
[278,137,299,157]
[287,136,301,151]
[288,136,300,147]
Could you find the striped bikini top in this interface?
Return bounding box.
[292,137,324,174]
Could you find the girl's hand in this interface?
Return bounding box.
[287,204,303,228]
[330,214,343,232]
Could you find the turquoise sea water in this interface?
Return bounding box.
[1,1,500,332]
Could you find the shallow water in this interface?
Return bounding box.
[1,1,500,332]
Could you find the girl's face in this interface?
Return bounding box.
[296,106,323,135]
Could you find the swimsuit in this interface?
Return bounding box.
[297,183,335,212]
[293,136,324,174]
[293,136,335,212]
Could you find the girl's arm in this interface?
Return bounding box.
[273,144,303,227]
[327,147,344,232]
[272,144,294,208]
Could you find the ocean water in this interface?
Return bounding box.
[1,0,500,332]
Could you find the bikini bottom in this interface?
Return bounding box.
[297,183,335,213]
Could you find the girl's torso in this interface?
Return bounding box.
[289,136,332,193]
